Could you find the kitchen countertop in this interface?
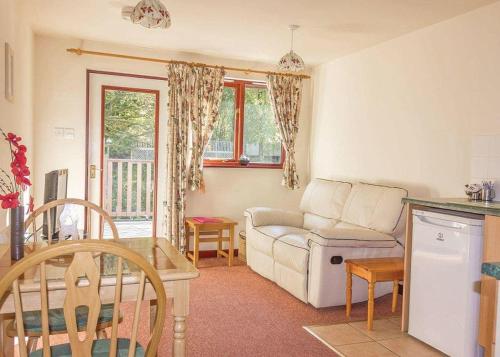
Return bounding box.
[482,262,500,279]
[402,197,500,217]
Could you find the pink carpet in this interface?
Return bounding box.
[122,258,401,356]
[44,258,400,356]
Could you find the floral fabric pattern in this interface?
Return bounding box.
[165,63,191,252]
[165,63,225,252]
[188,66,225,191]
[267,74,303,190]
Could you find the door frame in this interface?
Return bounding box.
[85,70,167,236]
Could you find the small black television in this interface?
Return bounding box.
[42,169,68,239]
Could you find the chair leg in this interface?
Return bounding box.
[346,272,352,318]
[367,282,375,330]
[392,280,399,313]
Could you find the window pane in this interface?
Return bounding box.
[243,86,282,164]
[103,89,156,238]
[204,86,236,160]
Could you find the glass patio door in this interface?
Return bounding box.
[87,72,167,238]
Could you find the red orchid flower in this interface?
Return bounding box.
[5,133,22,147]
[15,175,31,188]
[11,165,30,177]
[28,195,34,213]
[13,152,27,165]
[0,192,20,209]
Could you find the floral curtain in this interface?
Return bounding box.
[165,63,192,252]
[165,63,225,252]
[188,66,225,191]
[267,74,303,190]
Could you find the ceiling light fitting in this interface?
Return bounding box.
[124,0,171,29]
[277,24,305,72]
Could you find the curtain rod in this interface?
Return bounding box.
[66,48,311,79]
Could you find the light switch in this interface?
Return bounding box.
[53,127,64,137]
[63,128,75,140]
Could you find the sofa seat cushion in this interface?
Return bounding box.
[308,225,397,248]
[274,233,310,274]
[250,226,309,256]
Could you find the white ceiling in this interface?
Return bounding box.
[23,0,498,65]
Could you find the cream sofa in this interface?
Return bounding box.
[244,179,407,308]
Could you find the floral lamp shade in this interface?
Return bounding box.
[130,0,171,29]
[277,50,305,72]
[277,25,305,72]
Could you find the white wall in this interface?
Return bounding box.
[34,35,312,244]
[310,1,500,198]
[0,0,33,230]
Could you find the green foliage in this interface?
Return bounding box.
[208,85,281,162]
[104,90,156,159]
[103,90,156,219]
[243,87,281,160]
[211,87,235,143]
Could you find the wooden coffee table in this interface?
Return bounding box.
[184,217,237,268]
[345,257,404,330]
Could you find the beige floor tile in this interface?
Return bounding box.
[380,336,446,356]
[387,316,402,327]
[336,342,397,357]
[349,319,405,341]
[308,324,373,346]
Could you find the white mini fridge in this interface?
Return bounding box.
[409,209,484,357]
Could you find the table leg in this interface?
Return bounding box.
[346,271,352,318]
[0,314,14,357]
[193,227,200,268]
[392,281,399,313]
[173,280,189,357]
[185,222,190,258]
[217,230,222,258]
[368,282,375,330]
[228,225,234,267]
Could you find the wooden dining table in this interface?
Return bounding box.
[0,237,199,357]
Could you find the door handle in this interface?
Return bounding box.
[89,165,102,179]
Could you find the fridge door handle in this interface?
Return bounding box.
[415,215,467,230]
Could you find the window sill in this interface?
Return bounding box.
[204,161,283,169]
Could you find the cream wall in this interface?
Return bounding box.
[34,35,311,243]
[0,0,33,230]
[310,1,500,198]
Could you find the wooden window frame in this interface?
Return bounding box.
[204,79,285,169]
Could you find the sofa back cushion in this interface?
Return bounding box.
[300,179,352,230]
[341,183,408,234]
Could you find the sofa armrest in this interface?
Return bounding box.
[308,227,397,248]
[244,207,304,228]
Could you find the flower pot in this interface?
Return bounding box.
[10,206,24,260]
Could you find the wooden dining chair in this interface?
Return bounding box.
[7,198,121,350]
[0,240,167,357]
[24,198,119,243]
